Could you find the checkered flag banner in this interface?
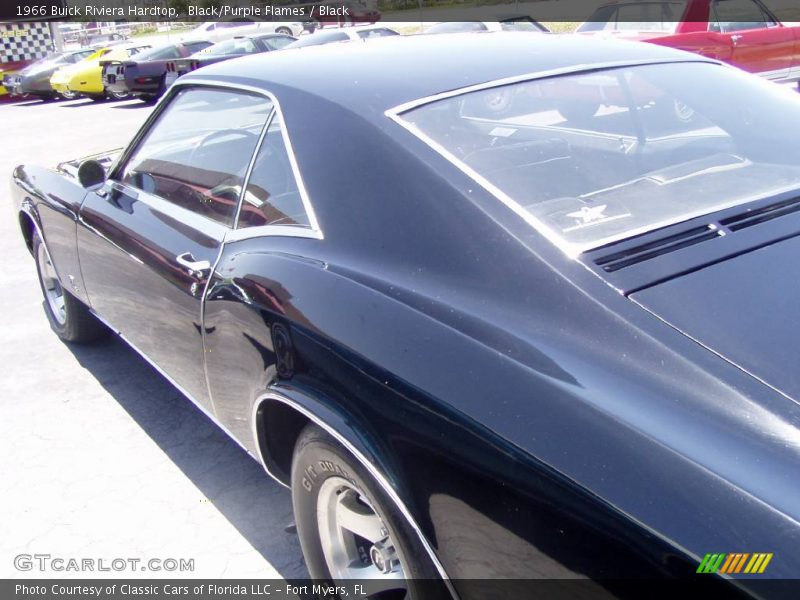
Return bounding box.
[1,22,53,63]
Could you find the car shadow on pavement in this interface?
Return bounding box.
[66,334,308,578]
[112,101,156,109]
[10,99,50,107]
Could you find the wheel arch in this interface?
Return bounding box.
[251,390,458,597]
[18,204,43,254]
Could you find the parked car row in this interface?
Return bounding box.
[3,22,400,104]
[7,2,800,105]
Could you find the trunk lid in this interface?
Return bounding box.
[631,235,800,403]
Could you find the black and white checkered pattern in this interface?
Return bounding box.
[2,23,53,64]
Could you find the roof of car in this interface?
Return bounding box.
[181,32,714,115]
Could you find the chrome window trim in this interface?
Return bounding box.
[250,391,458,598]
[175,78,324,240]
[233,105,277,229]
[225,225,323,242]
[110,80,323,242]
[385,58,718,259]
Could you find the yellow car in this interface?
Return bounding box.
[50,43,151,100]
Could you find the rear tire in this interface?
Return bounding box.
[60,90,78,100]
[106,89,129,101]
[33,231,107,344]
[291,424,447,598]
[276,26,292,36]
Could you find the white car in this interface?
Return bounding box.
[285,25,399,48]
[186,20,304,42]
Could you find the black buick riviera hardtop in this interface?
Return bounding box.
[12,33,800,598]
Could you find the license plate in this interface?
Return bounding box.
[165,72,178,87]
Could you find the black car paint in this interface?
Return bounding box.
[11,34,800,595]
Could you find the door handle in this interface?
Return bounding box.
[176,252,211,277]
[731,34,743,44]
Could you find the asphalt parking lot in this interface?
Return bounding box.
[1,97,306,579]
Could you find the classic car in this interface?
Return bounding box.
[1,49,94,100]
[284,25,398,48]
[102,40,214,103]
[12,33,800,596]
[50,42,152,101]
[577,0,800,85]
[186,19,304,42]
[164,33,296,89]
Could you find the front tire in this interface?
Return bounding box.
[291,424,446,598]
[33,231,107,344]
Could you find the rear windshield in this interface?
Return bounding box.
[396,62,800,255]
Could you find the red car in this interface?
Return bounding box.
[578,0,800,85]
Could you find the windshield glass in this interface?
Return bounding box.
[397,62,800,254]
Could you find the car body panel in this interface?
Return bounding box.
[78,183,223,411]
[11,34,800,593]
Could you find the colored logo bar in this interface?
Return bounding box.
[697,553,773,574]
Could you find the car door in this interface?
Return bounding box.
[709,0,794,78]
[77,86,273,413]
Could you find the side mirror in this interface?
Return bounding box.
[77,159,106,189]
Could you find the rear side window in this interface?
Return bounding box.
[238,113,310,229]
[710,0,774,32]
[577,1,687,32]
[120,88,273,227]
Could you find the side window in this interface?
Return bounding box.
[121,88,273,227]
[711,0,773,32]
[238,113,310,229]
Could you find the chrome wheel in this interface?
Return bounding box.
[317,477,407,593]
[60,90,77,100]
[36,241,66,326]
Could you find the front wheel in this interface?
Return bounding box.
[291,424,447,598]
[33,231,107,344]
